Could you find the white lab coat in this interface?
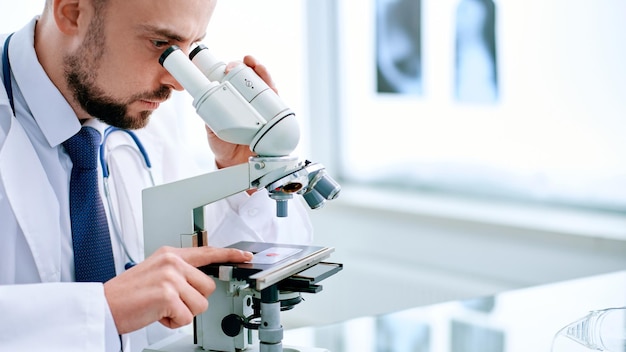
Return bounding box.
[0,20,313,352]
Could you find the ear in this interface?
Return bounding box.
[52,0,82,35]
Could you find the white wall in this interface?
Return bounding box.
[0,2,43,33]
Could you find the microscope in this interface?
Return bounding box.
[142,45,342,352]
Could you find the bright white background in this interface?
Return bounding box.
[0,2,43,33]
[4,1,625,212]
[337,0,626,212]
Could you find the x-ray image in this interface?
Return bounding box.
[454,0,499,103]
[375,0,423,95]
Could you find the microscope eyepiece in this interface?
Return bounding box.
[189,44,209,61]
[159,45,181,66]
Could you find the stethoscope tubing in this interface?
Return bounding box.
[3,33,16,115]
[100,126,156,268]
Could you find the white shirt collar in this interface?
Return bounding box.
[10,17,82,147]
[82,117,107,137]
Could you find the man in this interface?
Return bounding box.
[0,0,312,350]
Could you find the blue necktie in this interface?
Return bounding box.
[64,126,116,283]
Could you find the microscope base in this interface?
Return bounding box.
[143,333,330,352]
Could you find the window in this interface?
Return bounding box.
[313,0,626,213]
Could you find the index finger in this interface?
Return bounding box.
[243,55,278,94]
[174,246,253,268]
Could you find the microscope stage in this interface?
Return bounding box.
[200,241,338,291]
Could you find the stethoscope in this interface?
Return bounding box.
[100,126,156,269]
[3,33,154,270]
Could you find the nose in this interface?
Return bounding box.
[160,68,184,91]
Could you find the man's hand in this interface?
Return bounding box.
[103,246,253,334]
[206,55,279,169]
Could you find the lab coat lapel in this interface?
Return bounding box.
[0,115,61,282]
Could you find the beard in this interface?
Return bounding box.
[63,16,171,130]
[64,63,171,129]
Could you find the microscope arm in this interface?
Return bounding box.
[142,163,250,256]
[142,153,312,256]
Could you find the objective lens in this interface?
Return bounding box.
[312,173,341,200]
[270,192,292,218]
[275,199,289,217]
[303,189,326,210]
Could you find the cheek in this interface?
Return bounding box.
[98,57,160,97]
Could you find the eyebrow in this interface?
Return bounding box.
[138,24,206,43]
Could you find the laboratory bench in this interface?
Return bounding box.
[282,270,626,352]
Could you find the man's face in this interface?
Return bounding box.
[64,0,216,129]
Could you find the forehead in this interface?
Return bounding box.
[104,0,217,42]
